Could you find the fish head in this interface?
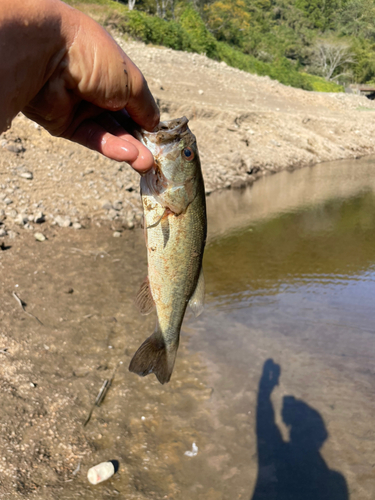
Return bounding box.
[137,117,203,213]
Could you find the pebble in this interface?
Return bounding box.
[34,211,45,224]
[5,143,24,154]
[112,201,123,211]
[34,232,46,242]
[14,214,28,225]
[107,209,117,220]
[4,198,12,205]
[72,222,82,230]
[7,230,17,239]
[18,171,33,180]
[113,231,122,238]
[101,200,112,210]
[55,215,71,228]
[0,228,7,237]
[198,89,204,95]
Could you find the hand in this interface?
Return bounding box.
[259,358,281,394]
[20,1,159,172]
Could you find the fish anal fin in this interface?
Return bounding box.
[129,329,178,385]
[135,277,155,316]
[189,267,205,317]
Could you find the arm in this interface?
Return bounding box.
[0,0,159,171]
[256,359,284,462]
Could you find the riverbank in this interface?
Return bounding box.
[2,37,375,239]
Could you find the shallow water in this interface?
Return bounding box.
[196,157,375,500]
[2,158,375,499]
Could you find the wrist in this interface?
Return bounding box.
[0,0,74,132]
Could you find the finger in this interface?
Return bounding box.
[71,120,154,172]
[125,60,160,131]
[96,113,155,172]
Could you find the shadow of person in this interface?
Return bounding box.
[251,359,348,500]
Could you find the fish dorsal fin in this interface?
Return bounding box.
[135,277,155,315]
[189,267,205,317]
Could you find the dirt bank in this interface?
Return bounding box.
[2,36,375,239]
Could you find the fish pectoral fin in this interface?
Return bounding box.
[135,277,155,316]
[129,325,179,385]
[189,267,205,317]
[146,208,167,229]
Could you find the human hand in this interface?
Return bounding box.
[21,1,159,172]
[259,358,281,394]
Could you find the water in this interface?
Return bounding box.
[191,157,375,499]
[2,158,374,499]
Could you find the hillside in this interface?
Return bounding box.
[68,0,375,89]
[1,36,375,238]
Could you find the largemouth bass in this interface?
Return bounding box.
[129,117,207,384]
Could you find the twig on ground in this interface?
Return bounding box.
[12,291,43,325]
[83,361,121,427]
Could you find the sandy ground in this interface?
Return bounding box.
[2,35,375,239]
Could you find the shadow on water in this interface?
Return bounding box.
[251,359,348,500]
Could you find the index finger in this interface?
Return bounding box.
[124,57,160,132]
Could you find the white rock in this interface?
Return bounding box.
[34,233,46,242]
[55,215,71,228]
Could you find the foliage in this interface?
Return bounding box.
[70,0,375,89]
[179,6,218,57]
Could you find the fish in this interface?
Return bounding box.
[129,116,207,384]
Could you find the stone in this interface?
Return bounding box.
[18,171,33,180]
[34,232,46,242]
[0,228,7,237]
[113,231,122,238]
[4,198,12,205]
[34,211,45,224]
[101,200,112,210]
[112,201,123,211]
[6,143,24,154]
[14,213,28,225]
[55,215,71,228]
[72,222,82,230]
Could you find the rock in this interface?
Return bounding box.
[7,209,17,219]
[101,200,112,210]
[4,198,12,206]
[113,231,122,238]
[126,219,135,230]
[34,232,46,242]
[6,143,24,154]
[64,287,74,294]
[0,228,7,237]
[18,171,33,180]
[72,222,82,230]
[34,211,45,224]
[55,215,71,228]
[7,230,17,239]
[14,213,28,225]
[107,209,117,220]
[113,201,123,211]
[198,89,204,95]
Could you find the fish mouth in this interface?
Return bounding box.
[147,117,189,145]
[135,117,193,155]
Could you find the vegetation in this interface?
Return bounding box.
[68,0,375,92]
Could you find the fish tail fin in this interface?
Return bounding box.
[129,328,178,385]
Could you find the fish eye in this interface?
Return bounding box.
[182,147,195,161]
